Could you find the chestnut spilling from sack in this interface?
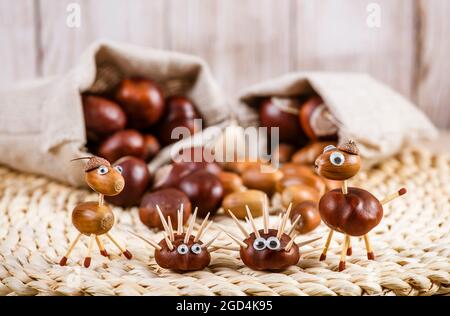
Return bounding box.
[82,78,203,207]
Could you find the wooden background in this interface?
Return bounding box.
[1,0,448,128]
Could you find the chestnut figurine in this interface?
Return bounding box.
[315,140,407,271]
[59,156,132,268]
[220,197,320,271]
[131,206,220,272]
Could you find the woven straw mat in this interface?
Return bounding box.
[0,148,449,296]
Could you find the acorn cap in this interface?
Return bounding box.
[338,140,359,155]
[84,156,111,172]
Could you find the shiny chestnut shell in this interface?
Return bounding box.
[319,187,383,236]
[139,188,191,230]
[289,201,321,234]
[98,129,146,163]
[115,78,164,129]
[240,229,300,270]
[259,97,306,145]
[178,169,224,217]
[82,95,126,140]
[155,233,210,272]
[105,156,151,207]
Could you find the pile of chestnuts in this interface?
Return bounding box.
[82,78,202,207]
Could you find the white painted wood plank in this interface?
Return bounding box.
[416,0,450,128]
[0,0,37,88]
[38,0,167,76]
[293,0,415,99]
[168,0,293,99]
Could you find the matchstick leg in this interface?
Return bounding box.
[319,229,334,261]
[95,235,108,257]
[59,233,82,266]
[338,235,350,271]
[347,238,352,256]
[84,234,95,268]
[363,234,375,260]
[106,233,132,259]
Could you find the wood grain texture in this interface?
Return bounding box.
[0,0,38,88]
[0,0,448,128]
[38,0,167,76]
[167,0,293,100]
[415,0,450,128]
[293,0,415,99]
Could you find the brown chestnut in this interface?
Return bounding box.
[154,161,222,190]
[280,163,315,178]
[241,167,283,196]
[292,141,336,165]
[299,96,337,141]
[298,96,323,141]
[319,187,382,236]
[105,156,151,207]
[218,171,244,196]
[272,143,296,164]
[281,184,320,207]
[82,95,126,140]
[259,97,307,145]
[221,160,262,175]
[276,174,325,195]
[178,169,224,217]
[115,78,164,129]
[139,188,191,230]
[98,129,145,163]
[158,96,201,145]
[222,190,266,219]
[289,201,321,234]
[142,134,160,161]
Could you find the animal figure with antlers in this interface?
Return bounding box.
[315,140,407,271]
[221,196,320,270]
[59,156,132,267]
[131,204,220,271]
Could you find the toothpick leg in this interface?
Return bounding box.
[363,234,375,260]
[339,235,350,271]
[347,238,352,256]
[95,235,108,257]
[106,233,132,259]
[60,233,82,266]
[319,229,334,261]
[84,234,95,268]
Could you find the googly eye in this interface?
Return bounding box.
[323,145,336,153]
[177,244,189,255]
[114,165,123,174]
[266,236,281,250]
[97,165,109,175]
[191,243,202,254]
[330,151,345,166]
[253,237,267,251]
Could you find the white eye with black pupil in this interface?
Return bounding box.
[177,244,189,255]
[253,237,267,251]
[323,145,336,153]
[266,236,281,250]
[191,243,202,254]
[330,152,345,166]
[114,165,123,174]
[97,165,109,175]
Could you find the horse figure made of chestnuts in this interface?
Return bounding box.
[315,140,407,271]
[221,196,320,271]
[131,205,220,271]
[59,156,132,268]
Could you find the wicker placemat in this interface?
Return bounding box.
[0,148,449,296]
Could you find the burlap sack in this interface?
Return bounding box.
[0,40,229,187]
[238,72,438,166]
